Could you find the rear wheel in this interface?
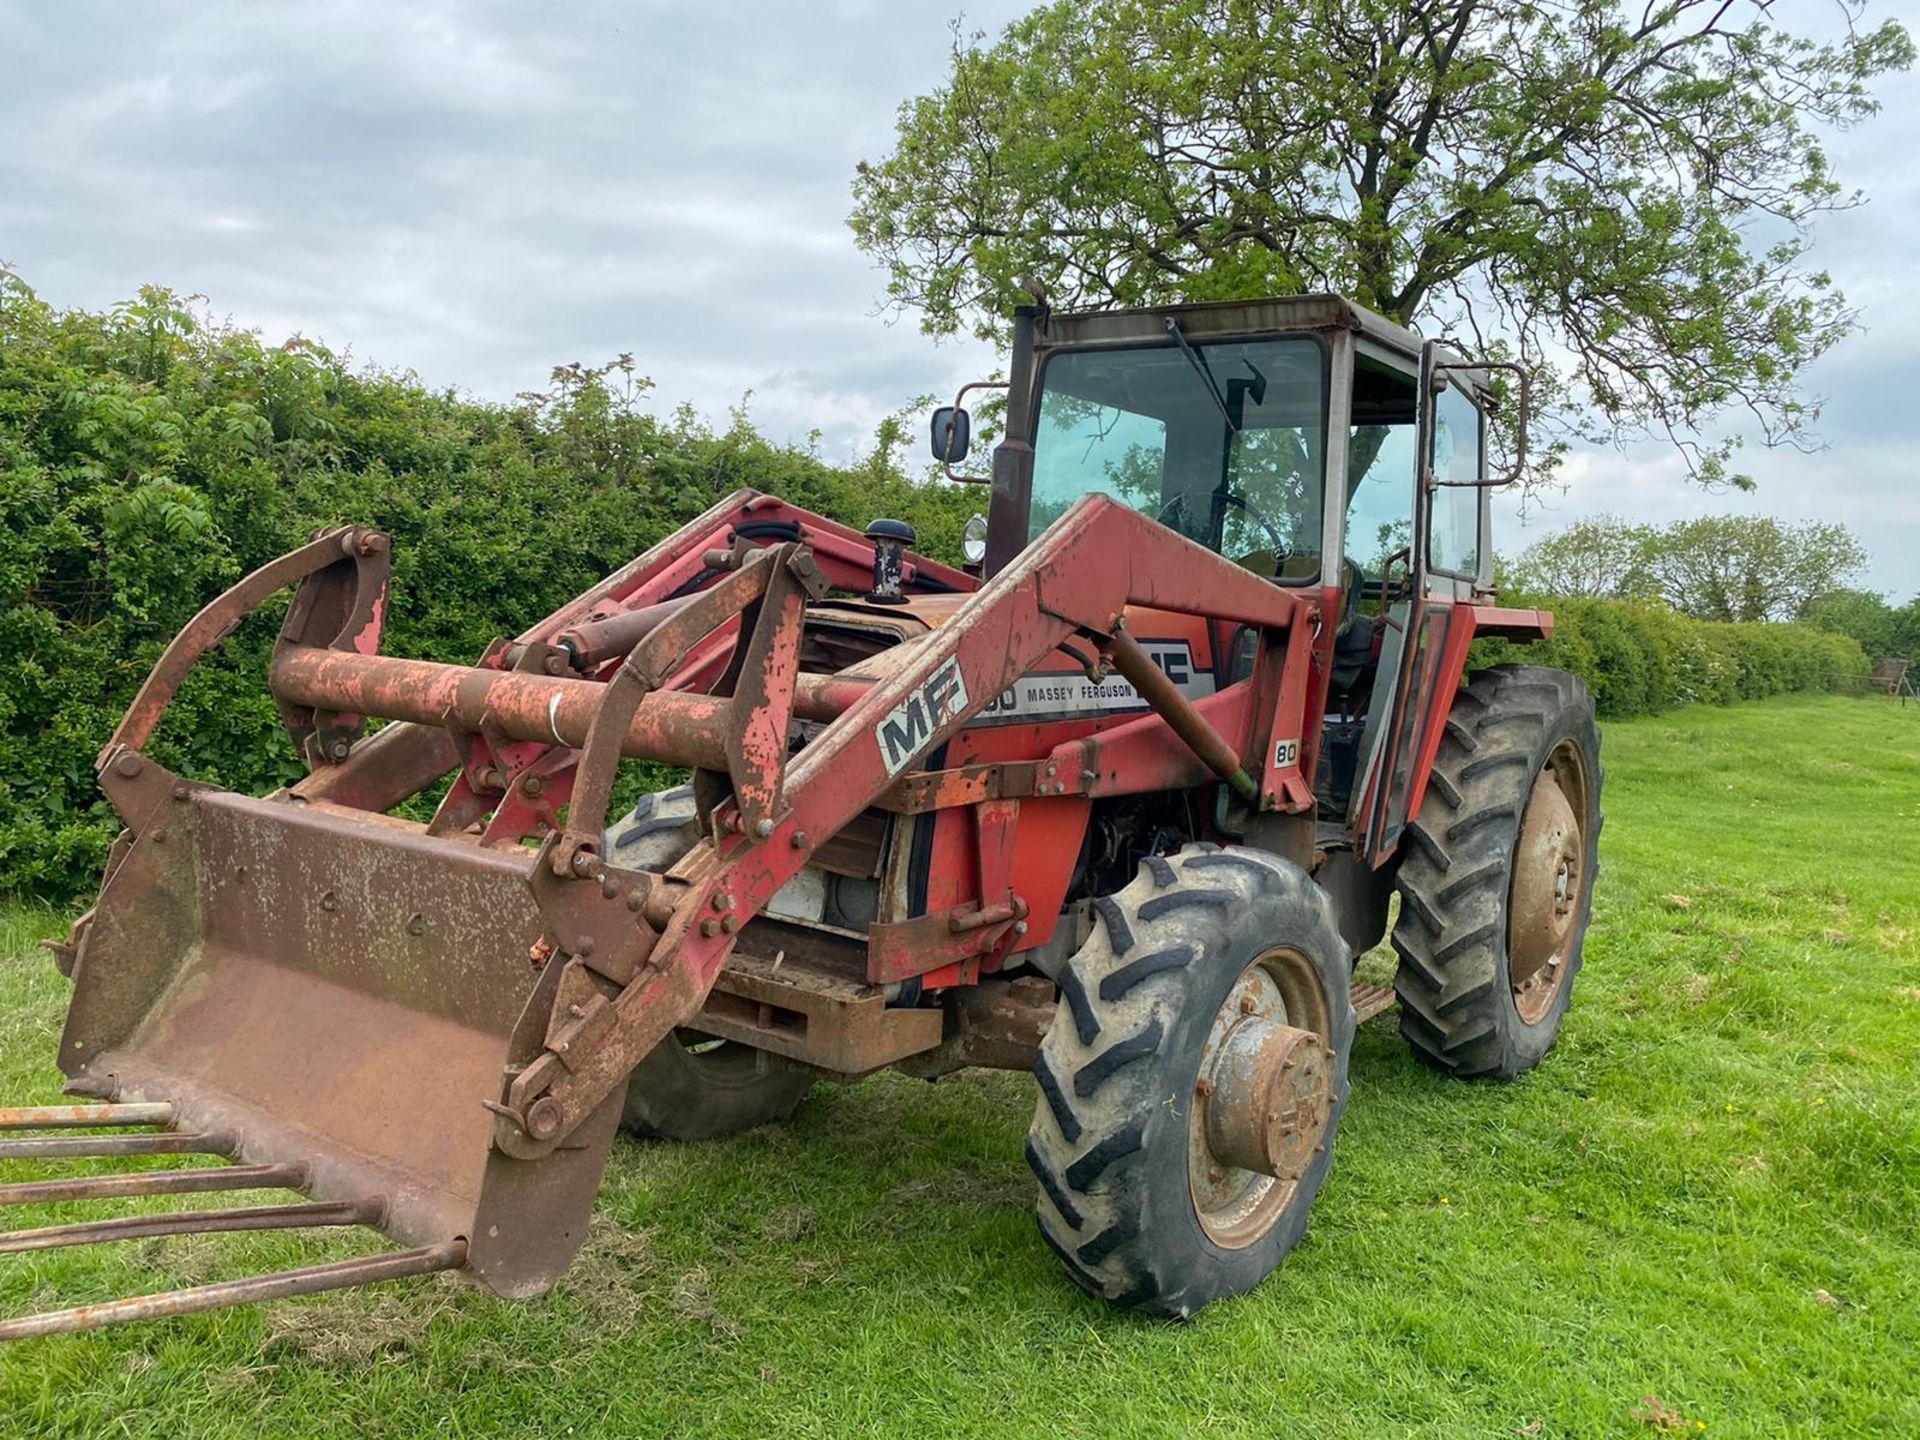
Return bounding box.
[1026,845,1354,1318]
[604,785,815,1139]
[1391,665,1602,1079]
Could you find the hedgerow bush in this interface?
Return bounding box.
[1471,595,1868,717]
[0,274,972,902]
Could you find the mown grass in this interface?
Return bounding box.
[2,695,1917,1438]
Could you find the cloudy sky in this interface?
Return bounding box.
[3,0,1915,597]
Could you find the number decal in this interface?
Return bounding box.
[1273,738,1300,769]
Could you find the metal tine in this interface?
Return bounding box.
[0,1103,174,1131]
[0,1238,467,1342]
[0,1162,307,1207]
[0,1131,236,1162]
[0,1198,384,1255]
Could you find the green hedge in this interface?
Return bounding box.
[0,276,973,903]
[1471,596,1870,718]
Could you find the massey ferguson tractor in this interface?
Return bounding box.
[0,294,1600,1339]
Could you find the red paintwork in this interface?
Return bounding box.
[1392,601,1555,839]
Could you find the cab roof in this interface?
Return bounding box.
[1034,294,1427,364]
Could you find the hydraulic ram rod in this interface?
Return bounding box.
[270,649,869,768]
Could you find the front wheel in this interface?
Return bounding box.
[1026,845,1355,1318]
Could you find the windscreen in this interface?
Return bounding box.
[1029,337,1327,580]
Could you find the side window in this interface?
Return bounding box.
[1428,384,1482,575]
[1344,355,1418,581]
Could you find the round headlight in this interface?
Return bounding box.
[961,512,988,564]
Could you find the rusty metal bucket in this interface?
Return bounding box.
[0,755,624,1340]
[0,526,646,1340]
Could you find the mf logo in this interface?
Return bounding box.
[876,658,970,777]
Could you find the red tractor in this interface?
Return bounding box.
[2,294,1600,1338]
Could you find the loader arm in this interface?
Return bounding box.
[493,492,1309,1157]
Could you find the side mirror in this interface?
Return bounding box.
[930,406,971,464]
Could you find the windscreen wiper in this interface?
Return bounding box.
[1164,317,1237,433]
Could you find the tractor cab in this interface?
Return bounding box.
[933,295,1524,858]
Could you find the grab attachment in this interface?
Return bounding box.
[0,1102,458,1339]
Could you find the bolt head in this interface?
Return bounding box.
[113,753,144,778]
[700,918,722,938]
[790,831,809,850]
[753,817,775,840]
[525,1097,564,1141]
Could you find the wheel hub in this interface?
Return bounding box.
[1508,760,1585,1022]
[1189,956,1334,1248]
[1204,1020,1329,1182]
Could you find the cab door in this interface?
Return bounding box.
[1355,340,1483,863]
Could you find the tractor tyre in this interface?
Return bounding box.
[1026,845,1355,1318]
[603,785,816,1140]
[1391,665,1602,1079]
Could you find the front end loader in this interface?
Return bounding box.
[1,294,1601,1338]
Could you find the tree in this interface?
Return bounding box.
[1802,586,1920,659]
[1511,513,1868,620]
[1508,514,1657,598]
[1643,515,1868,622]
[852,1,1912,488]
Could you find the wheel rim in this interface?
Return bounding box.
[1507,737,1592,1024]
[1188,947,1335,1249]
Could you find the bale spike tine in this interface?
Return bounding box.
[0,1239,466,1342]
[0,1131,236,1162]
[0,1162,307,1207]
[0,1198,385,1256]
[0,1103,174,1131]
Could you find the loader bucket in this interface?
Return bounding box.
[0,757,625,1340]
[0,526,652,1340]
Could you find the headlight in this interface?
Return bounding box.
[962,512,988,564]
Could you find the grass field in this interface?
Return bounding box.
[2,694,1917,1438]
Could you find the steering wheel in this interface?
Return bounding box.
[1155,490,1291,564]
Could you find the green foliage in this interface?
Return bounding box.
[1473,594,1869,718]
[0,272,974,902]
[1510,512,1873,624]
[851,1,1913,489]
[1801,586,1920,662]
